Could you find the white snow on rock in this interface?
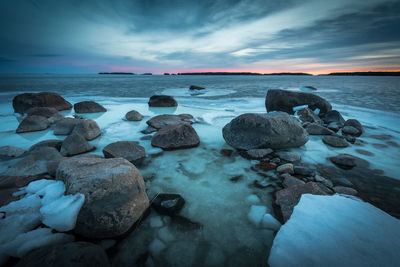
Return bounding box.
[268,194,400,267]
[0,179,85,263]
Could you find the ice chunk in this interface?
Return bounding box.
[149,216,164,228]
[0,212,41,244]
[292,105,308,112]
[37,181,66,205]
[0,194,42,214]
[260,214,281,231]
[25,179,56,194]
[247,205,268,227]
[40,193,85,231]
[158,226,175,243]
[268,194,400,267]
[149,238,166,256]
[246,194,260,204]
[313,108,320,115]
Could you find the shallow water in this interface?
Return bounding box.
[0,74,400,266]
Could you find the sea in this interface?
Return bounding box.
[0,74,399,266]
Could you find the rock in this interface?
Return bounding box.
[275,182,328,221]
[293,166,314,176]
[29,139,63,152]
[148,95,178,107]
[103,141,146,165]
[54,117,81,135]
[152,194,185,215]
[16,115,50,133]
[72,119,101,140]
[222,112,309,150]
[265,89,332,115]
[331,177,353,187]
[170,215,202,231]
[321,110,345,127]
[276,163,294,174]
[56,157,149,238]
[189,85,205,90]
[275,152,301,163]
[0,146,26,159]
[342,126,361,137]
[254,161,277,171]
[314,175,333,188]
[242,148,273,159]
[125,110,143,121]
[220,149,233,157]
[282,174,305,188]
[322,136,349,148]
[74,101,107,113]
[60,133,95,156]
[333,186,358,196]
[4,147,62,176]
[329,154,357,169]
[141,126,157,134]
[355,149,374,156]
[304,86,317,90]
[327,122,341,132]
[146,114,194,130]
[26,107,63,123]
[15,242,111,267]
[344,134,356,143]
[151,124,200,150]
[304,123,335,135]
[13,92,72,114]
[344,119,363,136]
[297,108,321,123]
[47,157,68,177]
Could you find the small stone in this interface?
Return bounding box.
[276,163,294,174]
[152,194,185,216]
[333,186,358,195]
[125,110,143,121]
[189,85,205,90]
[293,166,314,176]
[314,175,333,188]
[282,174,305,188]
[322,136,349,148]
[243,148,273,159]
[72,119,101,141]
[329,154,357,169]
[254,161,277,171]
[331,177,353,187]
[220,149,233,157]
[276,152,301,163]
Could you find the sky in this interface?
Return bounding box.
[0,0,399,74]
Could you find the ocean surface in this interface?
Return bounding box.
[0,74,400,266]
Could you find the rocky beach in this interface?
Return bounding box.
[0,74,399,266]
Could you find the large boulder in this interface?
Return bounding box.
[29,139,63,152]
[151,124,200,150]
[54,118,81,135]
[16,115,50,133]
[4,147,62,176]
[74,101,107,113]
[26,107,63,123]
[16,242,111,267]
[146,114,194,130]
[344,119,363,133]
[72,119,101,140]
[56,157,149,238]
[12,92,72,114]
[148,95,178,107]
[125,110,143,121]
[304,123,334,135]
[321,110,345,127]
[222,112,309,150]
[265,89,332,115]
[60,133,95,156]
[103,141,146,165]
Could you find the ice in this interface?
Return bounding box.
[260,214,281,231]
[247,205,268,227]
[149,238,166,256]
[149,216,164,228]
[158,226,175,243]
[313,108,320,115]
[40,193,85,231]
[0,194,42,214]
[246,194,260,204]
[292,105,308,112]
[36,181,66,205]
[268,194,400,267]
[25,179,56,194]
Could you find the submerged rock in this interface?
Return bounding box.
[322,136,349,148]
[74,101,107,113]
[125,110,143,121]
[265,89,332,115]
[103,141,146,165]
[242,148,273,159]
[151,124,200,150]
[152,193,185,216]
[0,146,26,159]
[16,115,50,133]
[16,242,111,267]
[275,182,328,221]
[282,173,305,188]
[222,112,309,150]
[342,126,361,137]
[60,133,95,156]
[333,186,358,195]
[189,85,205,90]
[321,110,345,127]
[276,163,294,174]
[54,117,81,135]
[147,114,194,130]
[275,152,301,163]
[329,154,357,169]
[12,92,72,114]
[148,95,178,107]
[72,119,101,140]
[56,157,149,238]
[304,123,335,135]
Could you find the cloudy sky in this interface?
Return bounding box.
[0,0,399,74]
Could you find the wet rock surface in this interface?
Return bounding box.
[16,115,50,133]
[147,114,194,130]
[54,117,82,135]
[322,135,349,148]
[72,119,101,140]
[152,193,185,216]
[60,133,95,156]
[13,92,72,114]
[74,101,107,113]
[103,141,146,165]
[125,110,143,121]
[148,95,178,107]
[151,124,200,150]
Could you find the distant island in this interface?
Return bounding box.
[177,72,311,76]
[99,72,135,75]
[326,71,400,76]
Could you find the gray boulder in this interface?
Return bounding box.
[297,108,321,123]
[56,157,149,238]
[265,89,332,115]
[148,95,178,107]
[321,110,345,127]
[329,154,357,169]
[29,139,63,152]
[54,118,81,135]
[146,114,194,130]
[344,119,363,136]
[342,125,361,137]
[304,123,335,135]
[222,112,308,150]
[282,173,305,188]
[103,141,146,165]
[72,119,101,140]
[60,133,95,156]
[322,136,349,148]
[26,107,63,123]
[125,110,143,121]
[12,92,72,114]
[151,124,200,150]
[16,115,50,133]
[0,146,26,159]
[74,101,107,113]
